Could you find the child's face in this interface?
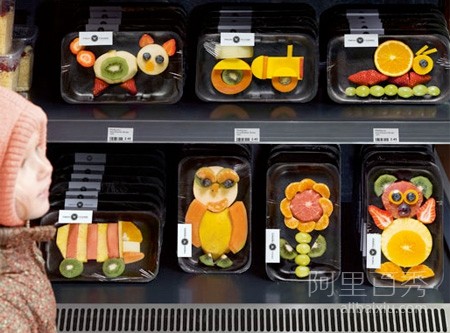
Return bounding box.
[14,131,53,221]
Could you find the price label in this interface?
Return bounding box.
[234,128,260,143]
[107,127,134,143]
[366,233,382,269]
[373,128,399,143]
[58,210,93,224]
[344,34,379,47]
[265,229,280,263]
[79,31,113,46]
[177,224,192,257]
[220,32,255,46]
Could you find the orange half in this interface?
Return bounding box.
[374,40,414,77]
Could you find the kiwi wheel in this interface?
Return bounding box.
[102,258,126,278]
[59,258,83,278]
[272,76,298,93]
[211,68,252,95]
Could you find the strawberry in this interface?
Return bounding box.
[368,205,393,230]
[92,77,109,96]
[348,69,388,86]
[120,78,137,95]
[416,197,436,224]
[162,39,176,56]
[388,72,431,88]
[139,33,154,48]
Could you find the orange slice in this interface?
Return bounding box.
[375,262,406,282]
[285,182,301,200]
[313,183,330,199]
[374,40,414,77]
[297,178,316,192]
[381,218,432,267]
[314,214,329,231]
[279,198,293,218]
[284,216,300,229]
[319,197,333,216]
[405,264,435,281]
[297,221,316,233]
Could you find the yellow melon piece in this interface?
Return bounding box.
[97,223,109,262]
[280,198,293,218]
[76,224,88,262]
[313,183,330,199]
[319,197,333,216]
[199,209,232,260]
[381,218,432,268]
[56,224,70,258]
[375,262,406,282]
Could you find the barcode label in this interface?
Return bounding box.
[234,128,260,142]
[107,127,134,142]
[373,128,399,143]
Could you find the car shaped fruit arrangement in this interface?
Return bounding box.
[61,31,182,103]
[365,172,443,288]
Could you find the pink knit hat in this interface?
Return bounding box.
[0,87,48,227]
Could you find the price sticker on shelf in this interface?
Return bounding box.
[107,127,134,143]
[265,229,280,263]
[373,128,399,143]
[177,224,192,257]
[234,128,260,143]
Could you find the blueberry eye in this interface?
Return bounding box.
[143,52,151,61]
[406,192,416,202]
[155,55,164,64]
[201,178,212,187]
[389,191,402,204]
[222,179,234,188]
[404,190,419,205]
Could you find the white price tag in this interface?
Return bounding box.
[78,31,113,46]
[177,224,192,257]
[265,229,280,263]
[220,32,255,46]
[344,34,379,47]
[58,210,93,224]
[107,127,134,143]
[373,128,399,143]
[366,233,382,269]
[234,128,260,143]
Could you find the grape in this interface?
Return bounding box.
[384,84,398,96]
[295,254,311,266]
[355,85,370,97]
[345,87,356,96]
[295,265,310,278]
[398,87,413,98]
[296,243,311,255]
[369,85,384,97]
[412,84,428,96]
[428,86,441,96]
[295,232,312,244]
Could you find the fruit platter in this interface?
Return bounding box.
[41,210,161,282]
[177,150,252,274]
[362,150,443,288]
[60,31,183,103]
[265,145,341,282]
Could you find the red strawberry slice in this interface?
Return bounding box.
[388,73,410,87]
[120,78,138,95]
[416,197,436,224]
[388,72,432,88]
[368,205,393,230]
[93,77,109,96]
[348,69,388,86]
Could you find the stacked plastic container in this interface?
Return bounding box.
[40,147,167,282]
[323,4,450,104]
[177,145,252,273]
[357,145,443,288]
[193,3,319,102]
[265,145,341,282]
[60,4,185,103]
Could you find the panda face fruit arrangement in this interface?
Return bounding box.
[68,33,176,97]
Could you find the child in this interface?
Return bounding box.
[0,87,57,332]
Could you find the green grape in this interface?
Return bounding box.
[398,86,413,98]
[412,84,428,96]
[295,265,310,278]
[295,232,312,244]
[296,243,311,255]
[384,84,398,96]
[295,254,311,266]
[428,86,441,96]
[345,87,356,96]
[355,85,370,97]
[369,85,385,97]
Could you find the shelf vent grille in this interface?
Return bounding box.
[56,303,449,333]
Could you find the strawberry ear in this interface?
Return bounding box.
[162,39,176,56]
[139,33,154,48]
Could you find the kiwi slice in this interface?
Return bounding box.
[100,56,129,82]
[59,258,83,278]
[411,176,433,199]
[221,70,243,86]
[308,235,327,258]
[216,255,233,268]
[374,174,397,196]
[93,50,137,84]
[199,253,215,266]
[102,258,125,278]
[280,238,297,260]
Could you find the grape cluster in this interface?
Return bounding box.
[345,84,441,98]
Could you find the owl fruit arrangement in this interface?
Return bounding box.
[185,166,248,268]
[368,174,436,282]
